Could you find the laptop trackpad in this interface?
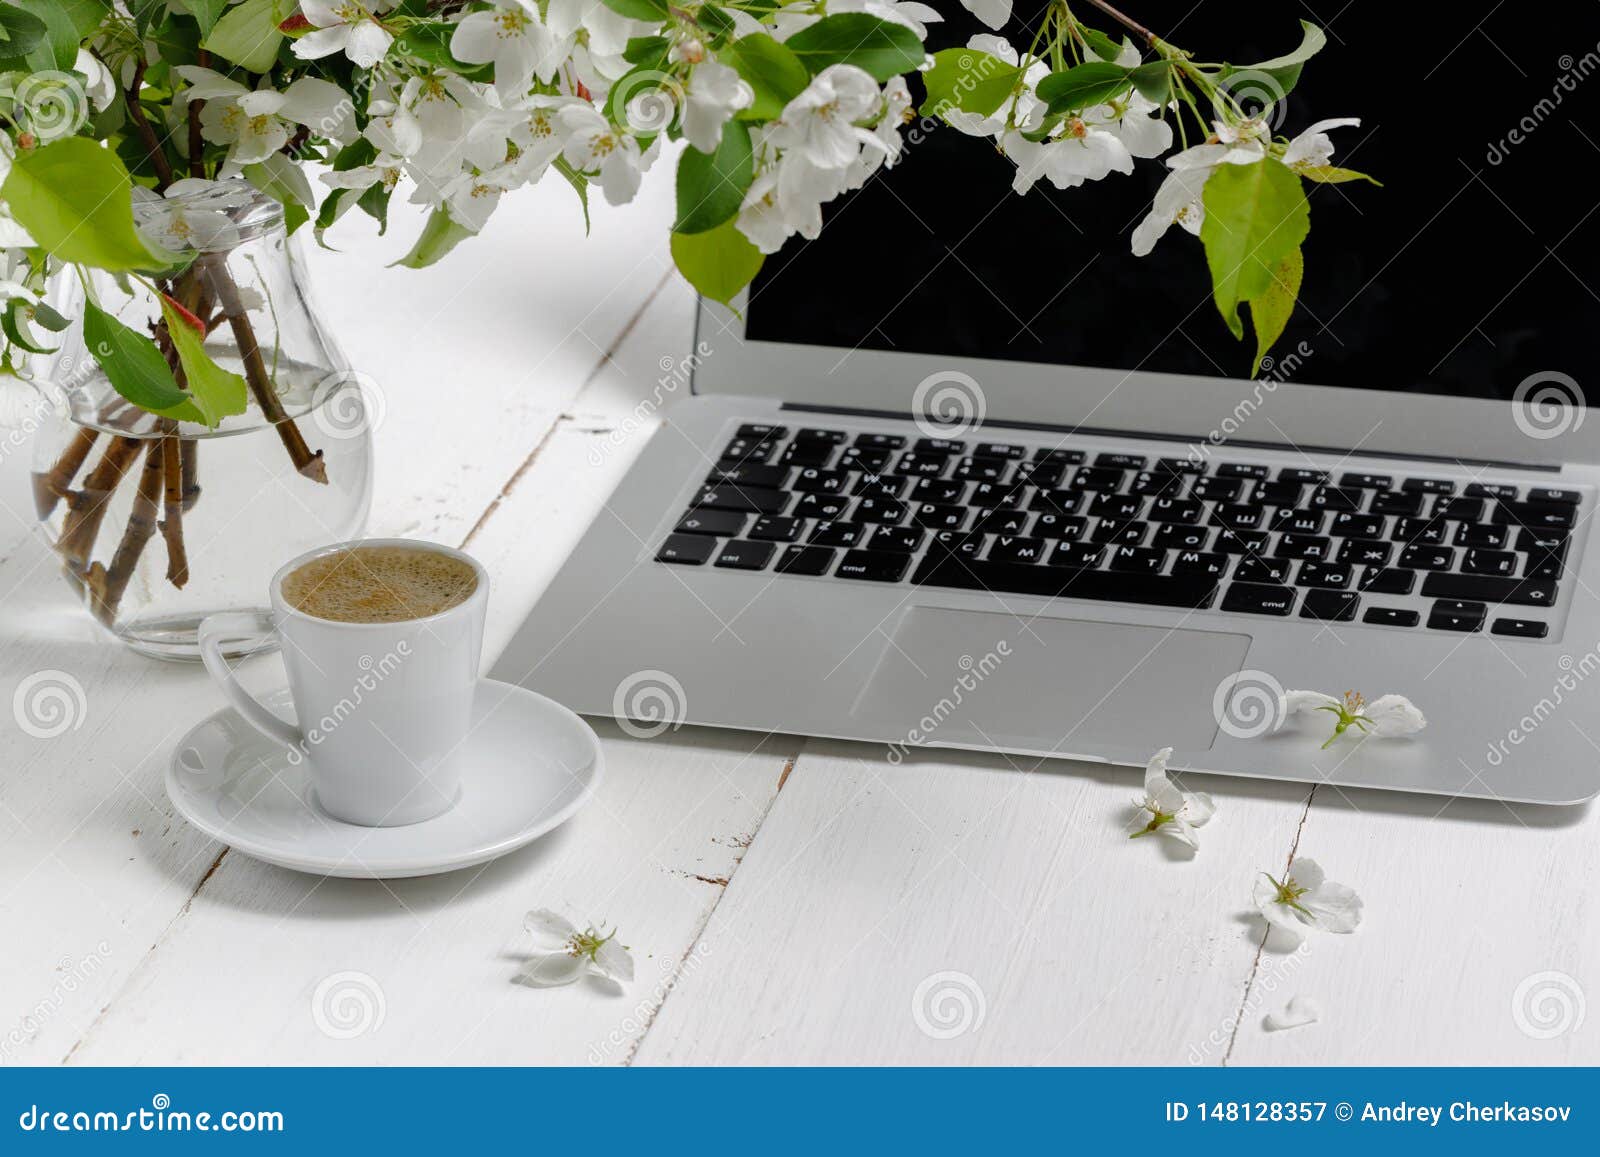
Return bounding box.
[853,607,1250,754]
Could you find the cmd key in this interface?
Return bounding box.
[1222,583,1296,616]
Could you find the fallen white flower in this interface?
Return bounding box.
[1265,995,1323,1031]
[516,909,634,988]
[1253,858,1362,939]
[1129,746,1215,850]
[1279,690,1426,748]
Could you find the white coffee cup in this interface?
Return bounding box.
[198,538,488,827]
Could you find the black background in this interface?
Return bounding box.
[745,1,1600,400]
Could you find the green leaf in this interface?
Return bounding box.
[699,5,736,46]
[552,155,590,234]
[32,300,71,332]
[1299,165,1381,186]
[921,47,1024,120]
[394,19,491,78]
[1246,247,1302,376]
[159,297,248,426]
[82,300,200,421]
[4,299,56,355]
[597,0,668,18]
[1036,61,1132,114]
[721,33,809,120]
[1219,20,1326,96]
[1199,158,1311,340]
[784,14,923,82]
[0,138,166,271]
[392,206,475,268]
[623,35,669,67]
[1077,27,1123,63]
[675,119,753,234]
[181,0,229,36]
[671,218,763,307]
[0,4,48,59]
[8,0,77,70]
[1129,61,1172,103]
[203,0,289,73]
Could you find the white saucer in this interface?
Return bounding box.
[166,678,603,878]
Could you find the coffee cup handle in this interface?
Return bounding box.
[198,612,303,749]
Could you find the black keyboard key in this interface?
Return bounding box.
[953,457,1010,483]
[912,555,1214,608]
[1033,512,1087,540]
[1031,489,1084,515]
[1398,544,1455,570]
[1337,539,1392,567]
[1310,486,1363,512]
[1492,617,1549,638]
[1301,589,1359,621]
[1211,503,1264,530]
[1360,567,1415,594]
[927,530,985,561]
[852,432,904,450]
[1249,481,1303,506]
[707,463,787,487]
[1216,528,1271,554]
[736,423,786,440]
[1297,561,1353,589]
[1518,529,1569,555]
[779,442,835,467]
[1494,501,1576,530]
[794,427,847,444]
[1149,497,1203,524]
[1108,545,1165,573]
[1130,470,1186,496]
[1222,583,1296,615]
[1276,534,1332,560]
[1157,457,1204,475]
[1370,490,1423,516]
[695,484,789,515]
[715,540,775,570]
[1433,496,1483,521]
[1272,509,1325,534]
[1235,557,1290,584]
[1091,493,1144,520]
[1364,607,1420,627]
[1218,463,1270,480]
[989,535,1048,564]
[1097,452,1147,469]
[1341,472,1393,489]
[1090,520,1147,547]
[852,472,904,499]
[1420,573,1558,607]
[748,516,804,542]
[720,438,777,464]
[1018,461,1065,488]
[835,549,910,582]
[656,534,717,565]
[1402,477,1455,495]
[1462,548,1517,576]
[1280,468,1328,484]
[677,510,746,537]
[1068,467,1125,491]
[913,503,968,531]
[1428,600,1486,632]
[792,492,848,520]
[1331,512,1385,539]
[869,526,924,553]
[911,478,967,503]
[1528,487,1579,505]
[1153,524,1211,551]
[914,437,965,454]
[1455,523,1508,548]
[791,468,850,494]
[968,482,1024,509]
[1032,447,1084,465]
[1392,517,1446,545]
[976,509,1030,535]
[808,521,866,548]
[852,497,907,525]
[894,452,950,478]
[776,545,834,576]
[976,442,1025,459]
[1467,482,1519,499]
[1171,550,1228,578]
[842,447,893,475]
[1047,542,1103,569]
[1190,476,1242,501]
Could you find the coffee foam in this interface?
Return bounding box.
[282,546,477,624]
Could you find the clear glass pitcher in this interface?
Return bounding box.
[22,181,373,660]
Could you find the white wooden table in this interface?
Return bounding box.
[2,174,1595,1068]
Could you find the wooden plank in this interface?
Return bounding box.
[634,740,1313,1064]
[1226,786,1600,1064]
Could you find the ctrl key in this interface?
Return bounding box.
[656,534,716,565]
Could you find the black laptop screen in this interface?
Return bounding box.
[743,1,1600,403]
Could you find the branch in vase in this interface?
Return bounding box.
[86,439,165,627]
[34,427,99,520]
[180,439,201,512]
[56,435,144,574]
[159,423,189,589]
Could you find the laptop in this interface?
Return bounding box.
[494,1,1600,805]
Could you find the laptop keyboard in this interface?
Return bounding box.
[654,422,1584,639]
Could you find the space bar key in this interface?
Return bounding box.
[910,556,1216,608]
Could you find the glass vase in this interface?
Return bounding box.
[24,182,374,660]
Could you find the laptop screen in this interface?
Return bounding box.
[743,1,1600,405]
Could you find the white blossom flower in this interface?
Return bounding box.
[766,65,884,170]
[681,61,754,154]
[177,68,355,174]
[130,177,255,252]
[546,0,652,61]
[1282,116,1361,171]
[1252,859,1362,939]
[960,0,1012,31]
[1128,746,1215,850]
[1130,166,1209,255]
[450,0,568,102]
[516,909,634,988]
[1278,689,1426,748]
[319,152,405,194]
[1265,995,1323,1031]
[292,1,397,69]
[559,105,645,205]
[833,0,943,37]
[945,35,1047,139]
[1166,117,1272,172]
[507,95,583,182]
[73,49,116,111]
